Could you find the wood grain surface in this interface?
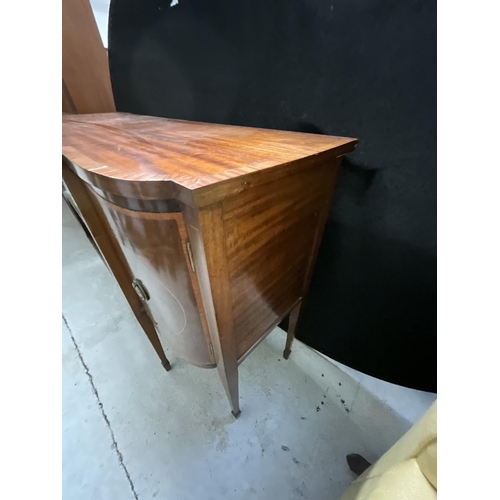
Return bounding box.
[63,113,356,206]
[62,112,357,415]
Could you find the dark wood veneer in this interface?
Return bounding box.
[62,112,356,416]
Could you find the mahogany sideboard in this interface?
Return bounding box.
[62,113,357,417]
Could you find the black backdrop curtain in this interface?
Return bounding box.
[108,0,437,392]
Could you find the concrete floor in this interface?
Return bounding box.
[62,199,435,500]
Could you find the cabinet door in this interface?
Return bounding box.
[95,198,214,368]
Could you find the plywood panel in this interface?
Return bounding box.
[62,0,115,113]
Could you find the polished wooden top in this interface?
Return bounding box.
[63,112,356,206]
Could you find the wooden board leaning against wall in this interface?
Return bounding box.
[62,0,115,114]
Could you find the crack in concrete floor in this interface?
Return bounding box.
[63,314,140,500]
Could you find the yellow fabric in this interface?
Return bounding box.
[340,401,437,500]
[341,459,436,500]
[416,440,437,489]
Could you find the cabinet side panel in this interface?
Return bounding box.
[222,162,341,359]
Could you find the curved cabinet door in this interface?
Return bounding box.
[95,197,214,368]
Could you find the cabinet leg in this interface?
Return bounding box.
[283,301,302,360]
[217,362,240,418]
[136,312,172,372]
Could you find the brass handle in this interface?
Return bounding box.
[132,278,150,301]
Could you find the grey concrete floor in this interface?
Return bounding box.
[62,199,432,500]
